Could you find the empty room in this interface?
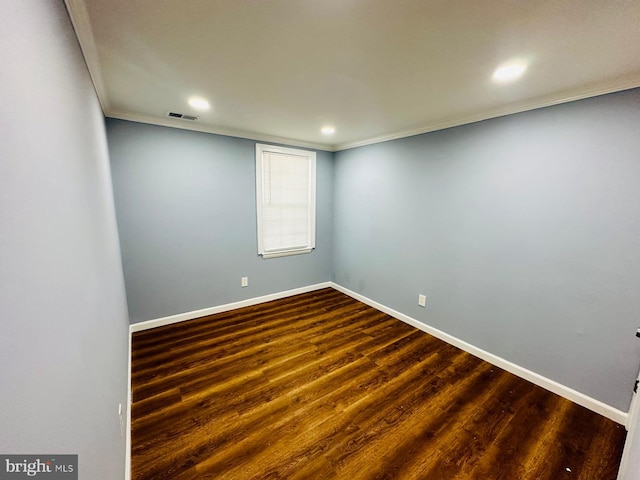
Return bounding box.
[2,1,640,479]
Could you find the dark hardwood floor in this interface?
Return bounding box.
[131,288,626,479]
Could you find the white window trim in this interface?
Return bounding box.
[256,143,316,259]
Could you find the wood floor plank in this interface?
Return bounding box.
[132,297,364,382]
[131,288,626,479]
[370,369,525,479]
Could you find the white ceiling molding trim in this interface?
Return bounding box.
[63,0,110,113]
[107,110,335,152]
[334,73,640,151]
[64,0,640,152]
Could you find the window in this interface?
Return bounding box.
[256,143,316,258]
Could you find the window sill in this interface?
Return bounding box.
[261,248,314,259]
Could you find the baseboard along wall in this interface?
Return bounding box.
[329,284,627,426]
[129,282,333,333]
[127,281,627,427]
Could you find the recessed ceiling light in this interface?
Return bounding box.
[188,96,210,111]
[321,126,335,135]
[492,62,527,83]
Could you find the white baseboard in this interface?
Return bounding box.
[126,280,626,426]
[129,282,333,333]
[330,282,628,426]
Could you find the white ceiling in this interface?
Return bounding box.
[66,0,640,151]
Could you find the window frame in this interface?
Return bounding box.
[255,143,316,259]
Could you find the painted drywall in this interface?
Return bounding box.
[0,1,130,478]
[107,119,334,323]
[333,89,640,412]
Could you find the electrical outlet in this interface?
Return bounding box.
[118,403,125,436]
[241,277,248,287]
[418,294,426,307]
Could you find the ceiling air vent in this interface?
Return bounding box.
[166,112,198,121]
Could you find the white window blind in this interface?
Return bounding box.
[256,144,316,258]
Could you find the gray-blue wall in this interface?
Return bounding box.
[0,1,130,478]
[107,120,334,323]
[105,82,640,413]
[333,89,640,412]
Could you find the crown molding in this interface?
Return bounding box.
[110,74,640,154]
[334,73,640,151]
[106,110,335,152]
[65,0,639,155]
[64,0,110,114]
